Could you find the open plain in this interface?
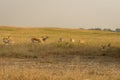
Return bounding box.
[0,26,120,80]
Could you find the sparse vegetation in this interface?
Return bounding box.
[116,28,120,32]
[0,26,120,80]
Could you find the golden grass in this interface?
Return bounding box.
[0,57,120,80]
[0,26,120,80]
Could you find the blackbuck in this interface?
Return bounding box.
[31,36,49,43]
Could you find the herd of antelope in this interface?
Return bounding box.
[1,35,111,51]
[2,35,85,45]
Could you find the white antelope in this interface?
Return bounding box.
[31,36,49,43]
[3,36,14,45]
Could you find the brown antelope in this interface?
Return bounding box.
[58,37,64,42]
[69,38,75,43]
[101,43,111,51]
[3,35,14,45]
[31,36,49,43]
[41,36,49,42]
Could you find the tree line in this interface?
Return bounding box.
[87,28,120,32]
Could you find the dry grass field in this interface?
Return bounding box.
[0,26,120,80]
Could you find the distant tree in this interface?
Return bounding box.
[116,28,120,32]
[103,28,113,32]
[88,28,102,31]
[79,28,85,30]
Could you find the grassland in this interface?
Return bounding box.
[0,26,120,80]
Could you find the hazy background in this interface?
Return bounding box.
[0,0,120,29]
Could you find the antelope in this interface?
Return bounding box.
[3,35,14,45]
[41,36,49,42]
[101,43,111,51]
[31,36,49,43]
[58,37,64,42]
[69,38,75,43]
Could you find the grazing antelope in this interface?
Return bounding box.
[31,36,49,43]
[58,37,64,42]
[3,35,14,45]
[69,38,75,43]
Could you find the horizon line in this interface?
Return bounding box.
[0,25,119,30]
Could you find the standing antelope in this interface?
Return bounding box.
[31,36,49,43]
[58,37,64,42]
[41,36,49,42]
[69,38,75,43]
[101,43,111,51]
[3,35,14,45]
